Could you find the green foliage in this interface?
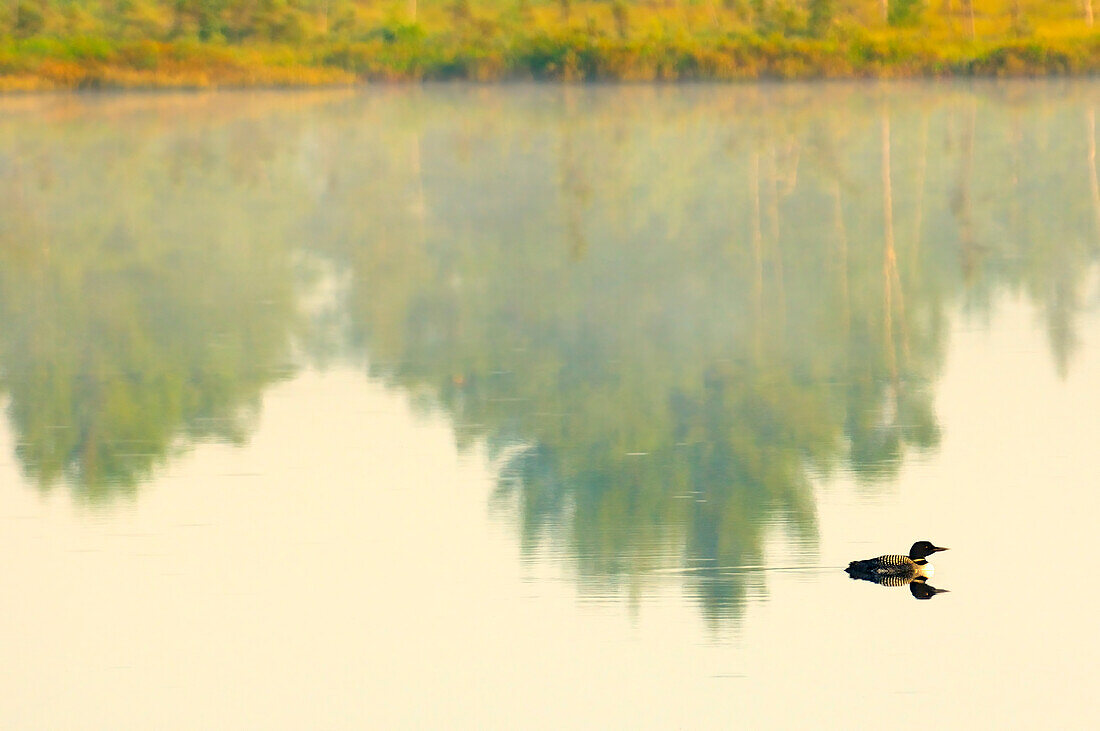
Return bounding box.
[449,0,472,23]
[887,0,924,28]
[752,0,807,36]
[15,0,47,38]
[67,35,114,59]
[327,2,360,37]
[807,0,834,38]
[361,20,424,42]
[113,0,166,39]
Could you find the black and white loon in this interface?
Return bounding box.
[845,541,949,598]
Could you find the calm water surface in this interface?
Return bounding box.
[1,82,1099,728]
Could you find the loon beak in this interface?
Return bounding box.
[931,546,949,553]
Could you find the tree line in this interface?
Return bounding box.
[2,0,1095,43]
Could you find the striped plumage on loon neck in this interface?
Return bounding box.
[845,541,949,583]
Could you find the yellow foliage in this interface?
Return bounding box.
[1,0,1098,87]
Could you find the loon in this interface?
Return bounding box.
[845,541,949,585]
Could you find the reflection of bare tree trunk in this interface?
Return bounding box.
[410,133,426,243]
[767,148,780,245]
[767,147,786,331]
[751,152,763,362]
[882,108,899,388]
[1086,0,1095,28]
[912,113,928,260]
[833,181,850,346]
[5,161,49,255]
[1088,108,1100,243]
[780,140,800,195]
[954,102,978,282]
[560,113,588,261]
[1009,111,1021,245]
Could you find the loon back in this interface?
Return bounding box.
[845,554,925,582]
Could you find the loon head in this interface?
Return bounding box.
[908,541,949,560]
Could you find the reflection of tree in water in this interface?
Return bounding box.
[0,101,311,501]
[0,86,1096,622]
[312,86,1099,622]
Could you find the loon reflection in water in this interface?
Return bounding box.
[846,541,950,600]
[907,579,949,600]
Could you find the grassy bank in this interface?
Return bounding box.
[321,31,1100,81]
[0,38,356,90]
[1,1,1099,88]
[3,34,1098,89]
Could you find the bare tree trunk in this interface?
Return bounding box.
[407,0,416,22]
[1086,0,1095,28]
[881,0,888,23]
[964,0,975,38]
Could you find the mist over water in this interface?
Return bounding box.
[1,82,1098,728]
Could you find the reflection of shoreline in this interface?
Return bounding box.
[0,96,308,497]
[4,80,1099,134]
[0,84,1096,622]
[331,84,1095,623]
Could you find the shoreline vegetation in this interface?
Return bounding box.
[1,1,1098,89]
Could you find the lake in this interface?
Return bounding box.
[1,81,1098,728]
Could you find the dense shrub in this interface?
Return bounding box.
[887,0,924,28]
